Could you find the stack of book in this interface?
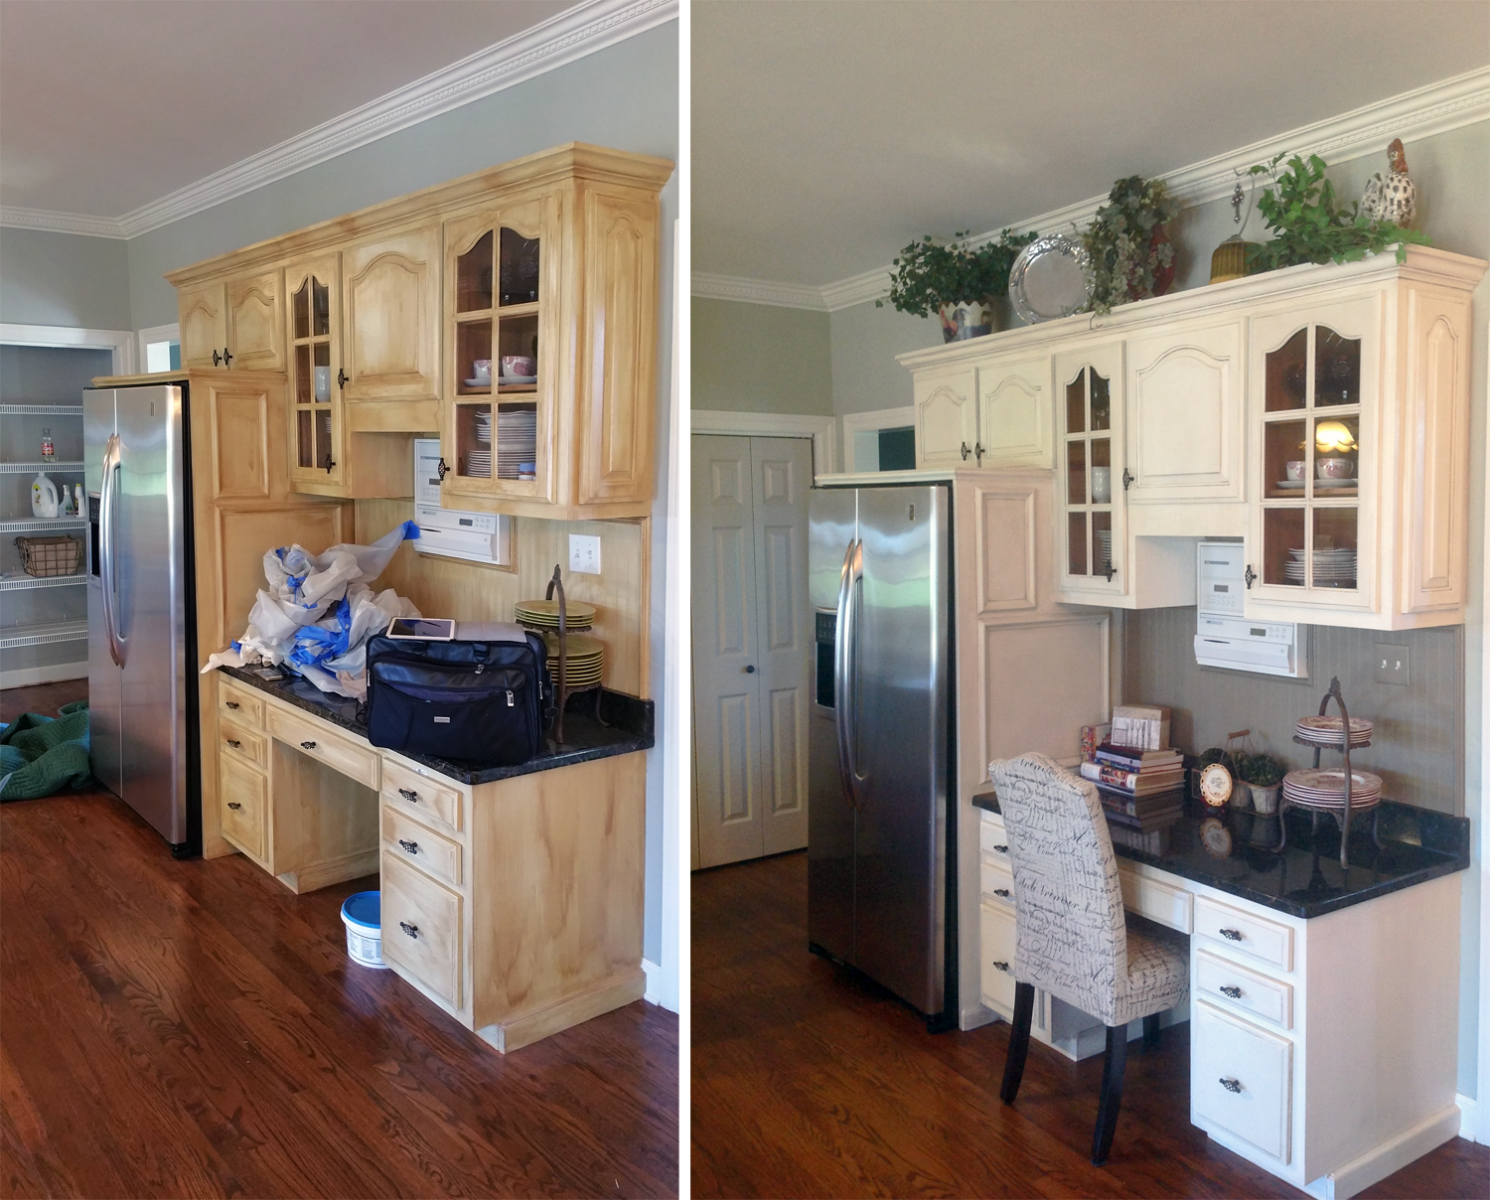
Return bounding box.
[1078,741,1187,854]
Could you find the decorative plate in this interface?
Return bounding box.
[1200,817,1233,859]
[1008,234,1093,324]
[1199,763,1233,808]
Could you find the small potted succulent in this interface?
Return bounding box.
[879,228,1038,341]
[1081,175,1182,315]
[1238,753,1286,814]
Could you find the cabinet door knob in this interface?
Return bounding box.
[1103,562,1118,583]
[1219,1077,1242,1093]
[212,349,223,366]
[226,801,242,810]
[1122,467,1134,490]
[974,442,985,464]
[399,921,419,938]
[1219,928,1243,942]
[398,788,420,803]
[1219,985,1242,999]
[337,368,349,389]
[324,454,336,474]
[436,457,450,481]
[993,888,1011,899]
[992,960,1011,974]
[960,442,971,461]
[225,739,241,749]
[1244,565,1257,589]
[300,740,317,750]
[225,700,240,710]
[222,347,233,366]
[744,665,755,674]
[993,844,1008,854]
[398,839,419,854]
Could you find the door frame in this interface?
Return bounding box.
[692,410,836,477]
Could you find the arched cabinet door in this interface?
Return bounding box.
[178,282,227,371]
[225,270,285,371]
[914,367,978,468]
[341,221,441,407]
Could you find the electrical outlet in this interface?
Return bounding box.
[1373,643,1410,686]
[568,534,601,575]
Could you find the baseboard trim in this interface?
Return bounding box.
[1,660,88,689]
[1457,1092,1480,1143]
[1301,1103,1463,1200]
[642,957,661,1004]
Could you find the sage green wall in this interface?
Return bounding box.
[691,297,832,415]
[0,228,131,330]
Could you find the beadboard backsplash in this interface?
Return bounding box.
[1121,608,1463,815]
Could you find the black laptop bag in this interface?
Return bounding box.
[365,622,553,764]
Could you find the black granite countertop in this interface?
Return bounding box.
[220,665,653,786]
[971,789,1469,920]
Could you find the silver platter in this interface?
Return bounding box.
[1008,233,1093,324]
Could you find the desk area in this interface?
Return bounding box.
[214,665,654,1053]
[973,791,1470,1199]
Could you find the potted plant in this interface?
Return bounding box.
[878,229,1037,341]
[1244,152,1431,274]
[1238,753,1286,814]
[1080,175,1181,314]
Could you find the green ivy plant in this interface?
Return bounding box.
[1239,753,1286,788]
[877,228,1038,319]
[1245,152,1430,274]
[1081,176,1181,315]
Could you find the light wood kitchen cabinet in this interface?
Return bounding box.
[899,246,1485,628]
[178,270,284,372]
[168,144,671,520]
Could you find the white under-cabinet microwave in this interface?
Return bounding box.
[412,438,514,567]
[1194,542,1306,678]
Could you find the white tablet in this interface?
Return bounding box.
[387,617,457,641]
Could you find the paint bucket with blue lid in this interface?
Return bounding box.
[340,891,387,968]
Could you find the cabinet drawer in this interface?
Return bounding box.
[218,718,267,770]
[382,807,462,889]
[1195,896,1294,972]
[981,859,1015,909]
[381,757,463,834]
[1196,950,1293,1031]
[220,753,266,861]
[979,815,1010,861]
[1192,1001,1292,1164]
[1118,867,1193,933]
[219,681,265,728]
[269,708,378,789]
[381,853,462,1009]
[980,900,1018,1014]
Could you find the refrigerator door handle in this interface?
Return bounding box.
[834,537,867,808]
[99,433,126,667]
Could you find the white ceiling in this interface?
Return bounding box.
[693,1,1490,288]
[0,0,583,219]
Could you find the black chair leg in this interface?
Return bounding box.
[1143,1012,1161,1049]
[1091,1023,1127,1165]
[1000,982,1035,1103]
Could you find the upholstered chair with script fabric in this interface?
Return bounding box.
[988,752,1189,1165]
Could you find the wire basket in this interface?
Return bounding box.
[14,535,82,578]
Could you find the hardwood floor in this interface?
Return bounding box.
[692,849,1488,1200]
[1,680,677,1199]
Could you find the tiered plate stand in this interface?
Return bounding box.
[1280,675,1381,868]
[514,566,605,744]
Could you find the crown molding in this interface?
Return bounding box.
[696,66,1490,313]
[690,272,829,310]
[0,0,676,241]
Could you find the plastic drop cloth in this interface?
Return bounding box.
[201,521,422,699]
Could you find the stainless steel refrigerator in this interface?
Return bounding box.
[84,382,200,856]
[808,481,955,1028]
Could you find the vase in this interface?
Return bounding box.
[939,299,994,342]
[1248,782,1281,815]
[1129,225,1177,302]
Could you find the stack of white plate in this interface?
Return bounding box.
[465,449,492,477]
[1294,715,1373,749]
[497,408,538,479]
[1284,547,1357,584]
[1282,767,1383,810]
[540,631,604,689]
[473,409,492,444]
[1095,528,1112,571]
[514,598,596,630]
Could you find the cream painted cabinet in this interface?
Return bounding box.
[914,355,1052,470]
[914,366,978,467]
[1124,319,1244,503]
[178,270,284,372]
[1055,341,1128,602]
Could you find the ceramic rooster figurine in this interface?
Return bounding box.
[1361,138,1416,227]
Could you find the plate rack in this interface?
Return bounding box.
[1281,675,1381,868]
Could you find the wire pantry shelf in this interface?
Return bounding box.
[0,461,84,474]
[0,518,87,534]
[0,573,86,591]
[0,404,85,416]
[0,620,88,650]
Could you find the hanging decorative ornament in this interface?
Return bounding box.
[1209,175,1261,285]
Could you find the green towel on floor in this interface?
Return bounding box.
[0,700,93,800]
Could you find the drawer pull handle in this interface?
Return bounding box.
[399,921,419,939]
[300,740,317,750]
[993,844,1008,854]
[1219,1077,1242,1094]
[398,788,420,803]
[398,839,419,854]
[225,701,240,710]
[226,801,242,810]
[1219,928,1244,942]
[225,738,241,749]
[992,960,1011,974]
[993,888,1011,899]
[1219,985,1242,999]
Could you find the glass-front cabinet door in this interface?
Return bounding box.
[1055,343,1126,599]
[284,254,344,489]
[442,195,557,506]
[1249,298,1378,612]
